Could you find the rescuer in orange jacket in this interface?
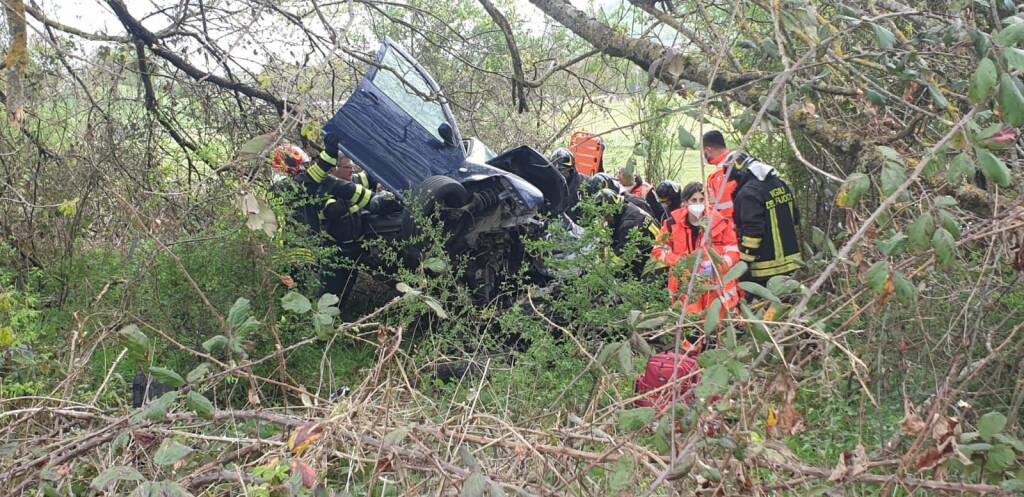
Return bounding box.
[703,130,738,220]
[651,182,742,316]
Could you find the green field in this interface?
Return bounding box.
[564,96,731,185]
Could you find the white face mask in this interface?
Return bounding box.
[687,204,706,217]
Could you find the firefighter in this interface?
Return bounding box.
[730,154,802,288]
[651,182,741,317]
[268,143,315,229]
[587,174,656,217]
[652,180,683,223]
[271,135,377,302]
[702,130,738,220]
[551,147,585,220]
[591,188,661,278]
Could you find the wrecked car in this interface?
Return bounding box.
[322,40,569,302]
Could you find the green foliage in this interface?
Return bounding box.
[969,58,998,104]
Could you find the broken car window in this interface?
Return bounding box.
[372,48,448,142]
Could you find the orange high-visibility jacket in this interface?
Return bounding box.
[706,167,738,221]
[652,208,741,314]
[627,182,651,198]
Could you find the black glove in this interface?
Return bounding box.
[322,128,341,160]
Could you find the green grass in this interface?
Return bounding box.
[564,96,732,185]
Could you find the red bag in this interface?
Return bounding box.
[635,353,700,412]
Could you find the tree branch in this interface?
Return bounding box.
[105,0,287,116]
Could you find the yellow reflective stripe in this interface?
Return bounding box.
[750,253,803,270]
[357,172,370,189]
[740,252,756,262]
[325,198,337,206]
[647,222,661,238]
[770,208,783,263]
[308,163,328,182]
[750,261,801,277]
[741,236,762,249]
[319,150,337,166]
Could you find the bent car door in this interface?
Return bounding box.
[324,40,465,194]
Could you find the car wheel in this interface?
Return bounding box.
[419,175,470,209]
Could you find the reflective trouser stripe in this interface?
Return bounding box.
[750,253,803,277]
[751,261,801,277]
[750,253,803,270]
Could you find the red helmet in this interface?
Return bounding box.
[270,144,310,177]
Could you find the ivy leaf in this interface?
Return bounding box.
[609,455,636,492]
[154,439,193,466]
[932,228,956,267]
[866,261,891,295]
[867,90,888,107]
[969,58,998,104]
[423,296,449,319]
[91,466,143,491]
[636,316,668,329]
[186,363,212,383]
[738,281,781,304]
[186,391,216,420]
[383,426,410,445]
[695,364,729,399]
[119,325,151,361]
[937,210,961,240]
[892,272,917,304]
[947,152,976,185]
[677,126,697,149]
[908,213,936,252]
[722,261,748,284]
[994,22,1024,47]
[616,340,633,373]
[148,367,184,389]
[202,335,228,354]
[978,412,1008,439]
[873,23,896,49]
[237,132,277,159]
[928,84,950,110]
[880,161,907,198]
[1005,47,1024,73]
[835,173,870,208]
[461,472,487,497]
[975,147,1012,187]
[317,293,340,310]
[987,444,1016,471]
[704,298,722,335]
[876,145,905,165]
[227,297,251,329]
[421,257,448,273]
[877,233,908,257]
[135,391,178,422]
[618,408,656,432]
[1003,480,1024,492]
[998,73,1024,127]
[281,291,312,314]
[131,480,193,497]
